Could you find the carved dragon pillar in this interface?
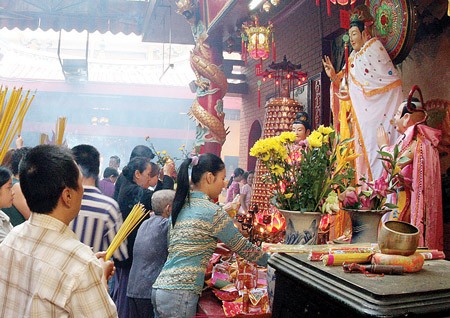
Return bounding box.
[176,0,228,156]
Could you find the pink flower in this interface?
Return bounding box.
[278,180,286,194]
[339,187,359,208]
[360,195,372,209]
[373,177,389,198]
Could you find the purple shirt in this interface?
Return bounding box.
[98,178,115,198]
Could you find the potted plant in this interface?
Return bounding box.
[338,144,411,243]
[250,126,358,244]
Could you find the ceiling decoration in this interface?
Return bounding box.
[0,0,195,44]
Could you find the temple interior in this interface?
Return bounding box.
[0,0,449,317]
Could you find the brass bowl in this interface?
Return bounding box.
[378,221,420,256]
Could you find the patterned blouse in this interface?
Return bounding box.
[153,191,269,295]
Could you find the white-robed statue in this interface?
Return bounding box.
[322,4,404,181]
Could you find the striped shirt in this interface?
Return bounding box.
[0,213,118,317]
[70,186,128,261]
[153,191,269,295]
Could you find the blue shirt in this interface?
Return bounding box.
[127,215,169,299]
[70,186,128,261]
[153,191,269,295]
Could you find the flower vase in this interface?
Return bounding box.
[344,209,388,244]
[279,210,322,245]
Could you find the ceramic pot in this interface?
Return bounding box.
[344,209,389,244]
[278,210,322,245]
[378,220,420,256]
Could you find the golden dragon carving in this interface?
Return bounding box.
[176,0,229,146]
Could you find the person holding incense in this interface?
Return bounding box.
[127,189,175,318]
[152,154,269,318]
[113,145,155,201]
[0,145,117,317]
[113,157,174,318]
[322,4,403,181]
[0,166,14,243]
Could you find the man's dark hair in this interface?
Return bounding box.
[110,155,120,166]
[10,147,31,176]
[19,145,80,213]
[72,144,100,179]
[103,167,119,179]
[129,145,155,161]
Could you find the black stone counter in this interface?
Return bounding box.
[269,253,450,317]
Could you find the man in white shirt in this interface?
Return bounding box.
[0,144,118,317]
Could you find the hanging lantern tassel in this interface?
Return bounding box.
[255,30,259,58]
[241,37,247,65]
[257,80,262,108]
[327,0,331,16]
[316,0,320,6]
[271,32,276,62]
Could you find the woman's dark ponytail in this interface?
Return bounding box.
[227,168,244,188]
[171,157,192,227]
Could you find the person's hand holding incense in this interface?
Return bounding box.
[15,135,23,149]
[96,251,115,290]
[163,159,175,178]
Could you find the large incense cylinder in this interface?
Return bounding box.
[250,97,302,214]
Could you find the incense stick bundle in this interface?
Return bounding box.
[0,86,35,163]
[55,117,67,146]
[105,203,149,261]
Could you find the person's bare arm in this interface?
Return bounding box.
[12,183,31,219]
[239,192,248,212]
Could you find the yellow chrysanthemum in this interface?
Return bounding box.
[271,164,285,176]
[307,130,323,148]
[279,131,297,144]
[284,193,294,199]
[318,125,334,135]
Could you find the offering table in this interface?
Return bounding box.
[269,253,450,317]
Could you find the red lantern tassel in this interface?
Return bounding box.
[316,0,320,6]
[258,86,261,108]
[327,0,331,16]
[272,34,276,62]
[345,42,349,75]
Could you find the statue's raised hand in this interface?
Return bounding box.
[322,55,336,80]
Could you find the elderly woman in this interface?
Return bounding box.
[127,189,176,318]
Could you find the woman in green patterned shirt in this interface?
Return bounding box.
[152,153,269,318]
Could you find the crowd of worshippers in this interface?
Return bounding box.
[0,142,268,318]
